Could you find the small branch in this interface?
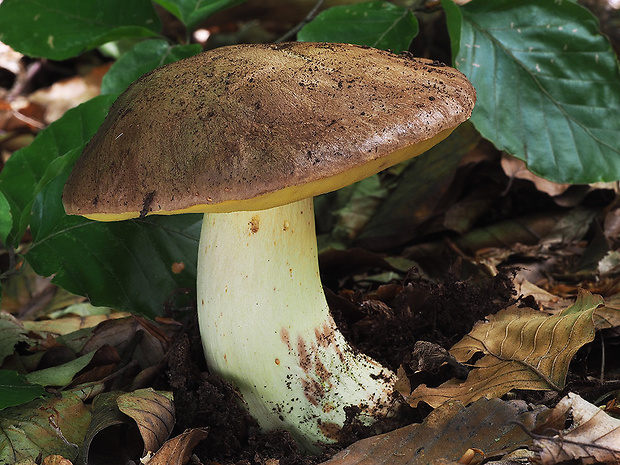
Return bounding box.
[275,0,326,43]
[600,332,605,384]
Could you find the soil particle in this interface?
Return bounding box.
[328,267,517,374]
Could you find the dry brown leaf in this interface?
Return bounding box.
[22,312,130,336]
[117,389,175,454]
[318,398,543,465]
[534,393,620,464]
[513,278,572,312]
[78,391,143,465]
[28,63,110,123]
[145,428,209,465]
[78,389,174,464]
[501,155,570,198]
[79,316,178,368]
[42,456,73,465]
[408,291,599,408]
[0,41,22,75]
[395,365,411,397]
[593,293,620,330]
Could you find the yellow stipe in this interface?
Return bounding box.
[83,127,456,222]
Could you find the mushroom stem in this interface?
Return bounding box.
[197,197,397,449]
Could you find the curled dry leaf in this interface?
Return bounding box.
[407,291,599,408]
[78,389,174,464]
[318,397,544,465]
[501,155,570,198]
[512,278,573,313]
[534,393,620,464]
[78,391,143,465]
[145,428,209,465]
[116,388,175,454]
[592,293,620,330]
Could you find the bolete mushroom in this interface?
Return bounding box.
[63,42,476,449]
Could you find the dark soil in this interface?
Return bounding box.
[166,268,518,465]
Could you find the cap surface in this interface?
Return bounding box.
[63,42,476,221]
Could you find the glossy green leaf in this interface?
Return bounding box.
[25,352,96,387]
[0,191,12,244]
[298,1,418,53]
[153,0,248,30]
[101,39,202,94]
[0,371,47,410]
[26,165,202,318]
[0,0,161,60]
[444,0,620,183]
[0,95,116,247]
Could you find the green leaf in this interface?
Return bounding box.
[0,370,47,410]
[153,0,248,30]
[25,352,96,387]
[356,123,481,249]
[441,0,462,58]
[0,191,12,244]
[445,0,620,183]
[26,165,202,318]
[101,39,202,94]
[0,0,161,60]
[0,95,116,247]
[0,313,29,364]
[316,175,389,251]
[0,392,90,464]
[298,1,418,53]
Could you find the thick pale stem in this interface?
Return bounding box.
[197,198,396,448]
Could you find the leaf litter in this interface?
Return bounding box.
[2,12,620,464]
[532,393,620,464]
[3,136,620,464]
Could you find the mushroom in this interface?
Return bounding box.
[63,42,476,449]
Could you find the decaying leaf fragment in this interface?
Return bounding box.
[117,388,175,454]
[408,291,600,408]
[318,397,544,465]
[78,389,174,464]
[144,428,209,465]
[0,392,90,464]
[534,393,620,464]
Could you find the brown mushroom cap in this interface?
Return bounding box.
[63,42,476,221]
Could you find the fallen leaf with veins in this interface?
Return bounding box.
[145,428,209,465]
[407,291,599,408]
[78,389,174,464]
[534,393,620,464]
[117,388,175,454]
[318,397,544,465]
[0,392,90,464]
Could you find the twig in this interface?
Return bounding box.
[275,0,326,43]
[600,332,605,384]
